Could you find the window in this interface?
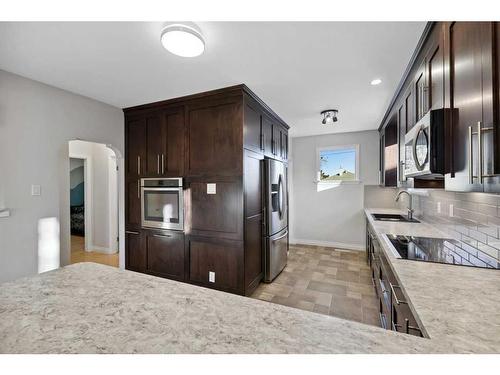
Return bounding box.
[317,145,360,183]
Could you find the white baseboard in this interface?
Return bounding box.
[87,244,117,255]
[290,238,365,251]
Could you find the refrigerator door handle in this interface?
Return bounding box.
[273,230,288,241]
[278,174,283,219]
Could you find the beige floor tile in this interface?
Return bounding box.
[250,245,379,327]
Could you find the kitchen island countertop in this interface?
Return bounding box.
[0,262,442,354]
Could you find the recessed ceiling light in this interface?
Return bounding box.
[161,23,205,57]
[370,78,382,86]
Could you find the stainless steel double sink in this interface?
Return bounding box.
[371,213,420,223]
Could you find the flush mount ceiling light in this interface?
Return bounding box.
[321,109,338,125]
[370,78,382,86]
[160,23,205,57]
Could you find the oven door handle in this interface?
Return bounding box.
[142,187,181,192]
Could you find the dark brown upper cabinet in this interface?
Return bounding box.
[125,116,147,178]
[145,111,163,176]
[404,88,415,132]
[397,103,406,184]
[186,96,243,177]
[144,107,185,177]
[382,114,398,187]
[261,115,274,158]
[444,22,499,192]
[414,61,427,122]
[243,97,263,154]
[161,106,185,176]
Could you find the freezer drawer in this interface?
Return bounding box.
[264,228,288,282]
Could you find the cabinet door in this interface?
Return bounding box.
[188,237,244,293]
[414,62,427,122]
[162,107,185,176]
[404,88,415,132]
[397,103,407,184]
[125,230,145,272]
[282,130,289,160]
[272,123,280,157]
[187,178,243,240]
[481,22,500,192]
[445,22,485,192]
[126,179,141,228]
[126,117,147,178]
[261,115,274,157]
[279,125,288,160]
[145,112,163,176]
[243,99,263,153]
[383,115,398,187]
[186,97,243,176]
[146,231,185,281]
[428,41,444,111]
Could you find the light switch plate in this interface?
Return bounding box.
[449,204,454,217]
[207,183,216,195]
[437,201,441,214]
[31,185,41,196]
[209,271,215,283]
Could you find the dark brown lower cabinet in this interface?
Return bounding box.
[125,230,145,272]
[367,224,426,337]
[145,230,185,281]
[188,236,244,294]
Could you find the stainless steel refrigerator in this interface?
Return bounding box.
[263,158,288,282]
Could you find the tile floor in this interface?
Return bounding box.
[70,235,119,267]
[251,244,380,327]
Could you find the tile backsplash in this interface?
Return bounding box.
[398,189,500,268]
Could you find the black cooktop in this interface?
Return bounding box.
[386,235,500,269]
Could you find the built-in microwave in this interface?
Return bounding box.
[141,178,184,231]
[404,109,448,179]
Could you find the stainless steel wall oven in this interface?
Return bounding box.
[141,178,184,231]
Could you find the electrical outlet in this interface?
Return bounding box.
[437,202,441,214]
[449,204,454,217]
[209,271,215,283]
[31,185,41,196]
[207,183,216,195]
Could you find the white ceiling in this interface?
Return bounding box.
[0,22,425,137]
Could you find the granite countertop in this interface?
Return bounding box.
[0,262,442,354]
[365,208,500,353]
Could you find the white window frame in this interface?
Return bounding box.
[316,144,361,184]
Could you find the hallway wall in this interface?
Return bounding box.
[0,69,123,283]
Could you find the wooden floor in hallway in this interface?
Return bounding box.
[251,244,380,327]
[70,235,118,268]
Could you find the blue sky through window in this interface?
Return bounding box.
[319,148,356,181]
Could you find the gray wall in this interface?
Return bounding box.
[0,70,124,283]
[290,130,379,250]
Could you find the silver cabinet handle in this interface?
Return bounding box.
[137,156,141,175]
[125,230,139,235]
[468,125,473,184]
[153,233,172,238]
[161,154,165,175]
[157,154,160,175]
[137,180,140,199]
[478,122,483,183]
